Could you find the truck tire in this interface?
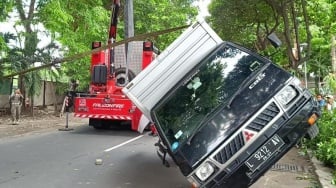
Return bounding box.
[89,118,103,129]
[305,123,319,139]
[115,67,136,87]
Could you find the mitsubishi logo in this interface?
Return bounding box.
[243,130,256,143]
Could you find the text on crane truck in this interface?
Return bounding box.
[92,103,124,109]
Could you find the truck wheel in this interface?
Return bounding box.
[305,123,319,139]
[89,118,103,129]
[115,67,136,87]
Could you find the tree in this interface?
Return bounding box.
[0,0,14,77]
[38,0,197,89]
[306,0,336,93]
[207,0,311,70]
[1,0,62,112]
[0,0,14,21]
[207,0,278,50]
[132,0,197,50]
[207,0,336,93]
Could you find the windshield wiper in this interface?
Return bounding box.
[186,106,222,145]
[226,81,250,109]
[226,64,269,108]
[186,115,211,145]
[226,72,262,108]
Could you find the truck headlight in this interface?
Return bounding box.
[275,86,297,106]
[195,162,215,181]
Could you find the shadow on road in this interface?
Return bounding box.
[101,144,189,188]
[67,124,144,137]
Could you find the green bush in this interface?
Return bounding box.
[305,109,336,184]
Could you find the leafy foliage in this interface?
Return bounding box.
[208,1,327,71]
[37,0,197,89]
[323,73,336,94]
[208,0,336,97]
[304,110,336,184]
[38,0,109,84]
[132,0,197,49]
[0,0,14,21]
[0,0,14,77]
[0,32,15,76]
[0,0,66,110]
[306,0,336,92]
[208,0,276,50]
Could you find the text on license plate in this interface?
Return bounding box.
[245,134,285,172]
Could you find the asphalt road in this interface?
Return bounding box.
[0,126,189,188]
[0,122,319,188]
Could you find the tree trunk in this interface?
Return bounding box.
[332,35,336,74]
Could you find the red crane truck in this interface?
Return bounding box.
[73,0,157,132]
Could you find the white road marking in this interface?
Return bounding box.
[104,135,144,152]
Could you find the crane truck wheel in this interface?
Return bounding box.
[115,67,136,87]
[90,118,103,129]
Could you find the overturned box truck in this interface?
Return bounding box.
[122,20,320,188]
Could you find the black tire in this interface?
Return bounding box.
[115,67,136,87]
[89,118,103,129]
[305,124,319,139]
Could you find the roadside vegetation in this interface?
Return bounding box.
[304,109,336,185]
[308,68,336,185]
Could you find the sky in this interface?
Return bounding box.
[0,12,16,33]
[196,0,211,19]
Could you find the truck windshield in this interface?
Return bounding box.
[153,44,267,150]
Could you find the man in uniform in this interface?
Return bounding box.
[9,89,24,124]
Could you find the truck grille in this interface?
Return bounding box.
[213,102,280,164]
[286,96,306,116]
[246,102,280,132]
[214,132,245,164]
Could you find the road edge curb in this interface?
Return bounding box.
[307,150,335,188]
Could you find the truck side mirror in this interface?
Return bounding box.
[267,33,282,48]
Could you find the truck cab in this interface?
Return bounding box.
[122,20,319,187]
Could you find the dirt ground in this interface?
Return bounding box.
[0,109,87,139]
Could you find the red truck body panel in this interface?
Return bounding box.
[74,41,156,131]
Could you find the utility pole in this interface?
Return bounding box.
[124,0,134,39]
[124,0,134,84]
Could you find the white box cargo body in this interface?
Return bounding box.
[122,20,223,120]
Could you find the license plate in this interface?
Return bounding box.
[245,134,285,172]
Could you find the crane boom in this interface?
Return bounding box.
[108,0,121,75]
[108,0,120,44]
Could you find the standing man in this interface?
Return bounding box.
[316,93,326,109]
[9,89,24,125]
[68,79,78,112]
[325,94,336,112]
